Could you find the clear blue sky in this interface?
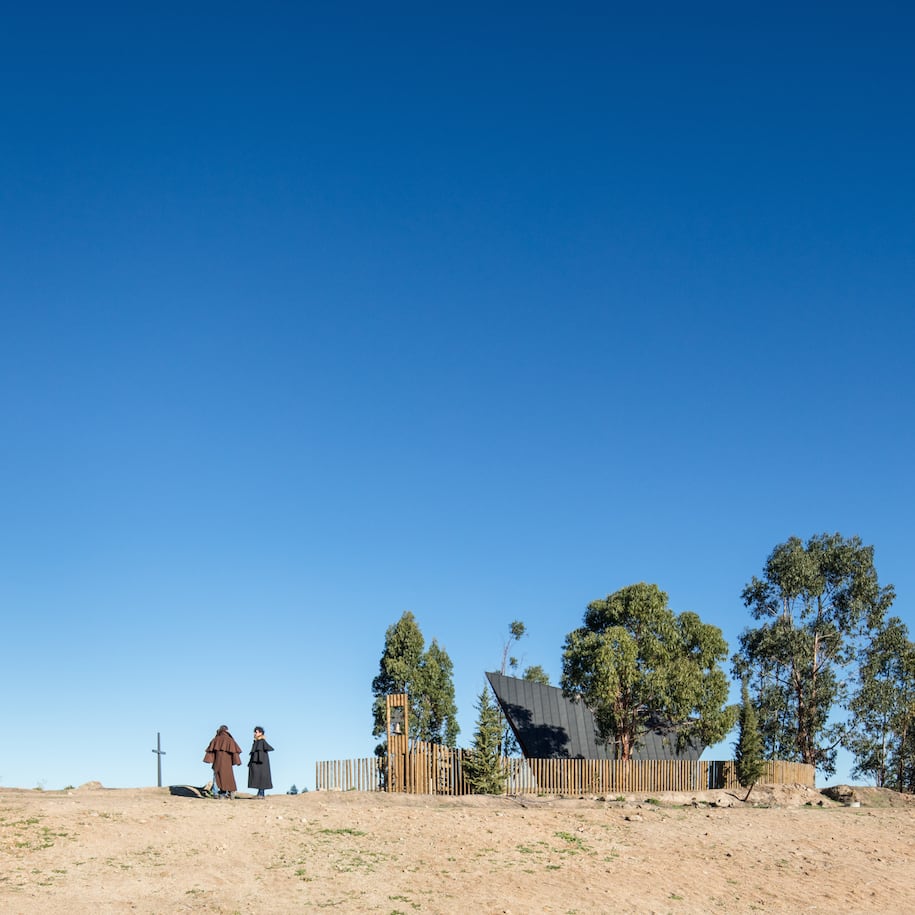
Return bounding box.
[2,2,913,791]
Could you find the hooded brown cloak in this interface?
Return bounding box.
[204,727,242,792]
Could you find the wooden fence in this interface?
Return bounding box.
[507,757,814,794]
[315,749,814,795]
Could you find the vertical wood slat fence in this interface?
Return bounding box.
[315,748,814,795]
[314,756,386,793]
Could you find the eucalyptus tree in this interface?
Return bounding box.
[495,620,549,756]
[732,533,894,775]
[371,611,459,749]
[501,620,527,677]
[848,616,915,790]
[522,665,550,685]
[561,583,736,760]
[418,639,460,746]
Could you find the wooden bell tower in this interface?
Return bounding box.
[385,693,409,791]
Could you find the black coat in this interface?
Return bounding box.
[247,738,274,790]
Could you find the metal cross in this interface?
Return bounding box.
[151,732,166,787]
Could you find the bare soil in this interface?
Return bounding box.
[2,782,914,913]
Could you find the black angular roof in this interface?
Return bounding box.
[486,671,705,761]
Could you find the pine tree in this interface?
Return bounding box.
[463,687,508,795]
[734,680,765,800]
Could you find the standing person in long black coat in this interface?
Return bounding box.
[248,726,274,799]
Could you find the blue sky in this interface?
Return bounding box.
[2,2,913,791]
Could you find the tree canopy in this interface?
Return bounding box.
[522,664,550,685]
[732,533,895,775]
[371,611,459,748]
[847,616,915,790]
[561,582,735,760]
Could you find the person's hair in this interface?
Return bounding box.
[218,725,229,733]
[254,726,264,733]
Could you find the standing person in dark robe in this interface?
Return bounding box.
[203,725,242,798]
[247,726,274,799]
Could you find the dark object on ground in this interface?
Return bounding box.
[169,785,211,799]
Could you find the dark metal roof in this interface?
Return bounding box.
[486,671,705,761]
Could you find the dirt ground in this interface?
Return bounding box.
[2,782,914,914]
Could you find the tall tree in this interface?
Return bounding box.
[463,686,508,795]
[418,639,460,746]
[371,612,459,749]
[733,533,895,775]
[501,620,527,677]
[496,620,533,756]
[490,620,550,757]
[734,679,765,800]
[561,583,736,760]
[847,616,915,790]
